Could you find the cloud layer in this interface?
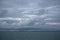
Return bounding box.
[0,0,60,31]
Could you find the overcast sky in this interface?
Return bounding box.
[0,0,60,31]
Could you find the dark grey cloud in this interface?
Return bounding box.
[0,9,8,17]
[0,0,60,31]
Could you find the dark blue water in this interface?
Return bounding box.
[0,32,60,40]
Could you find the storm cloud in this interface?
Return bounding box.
[0,0,60,31]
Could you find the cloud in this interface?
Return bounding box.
[0,13,47,28]
[45,6,60,13]
[0,0,60,31]
[44,18,53,20]
[0,16,36,28]
[45,22,60,25]
[39,14,48,18]
[0,9,8,17]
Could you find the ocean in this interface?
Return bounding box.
[0,32,60,40]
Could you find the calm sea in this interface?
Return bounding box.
[0,32,60,40]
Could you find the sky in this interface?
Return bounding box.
[0,0,60,31]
